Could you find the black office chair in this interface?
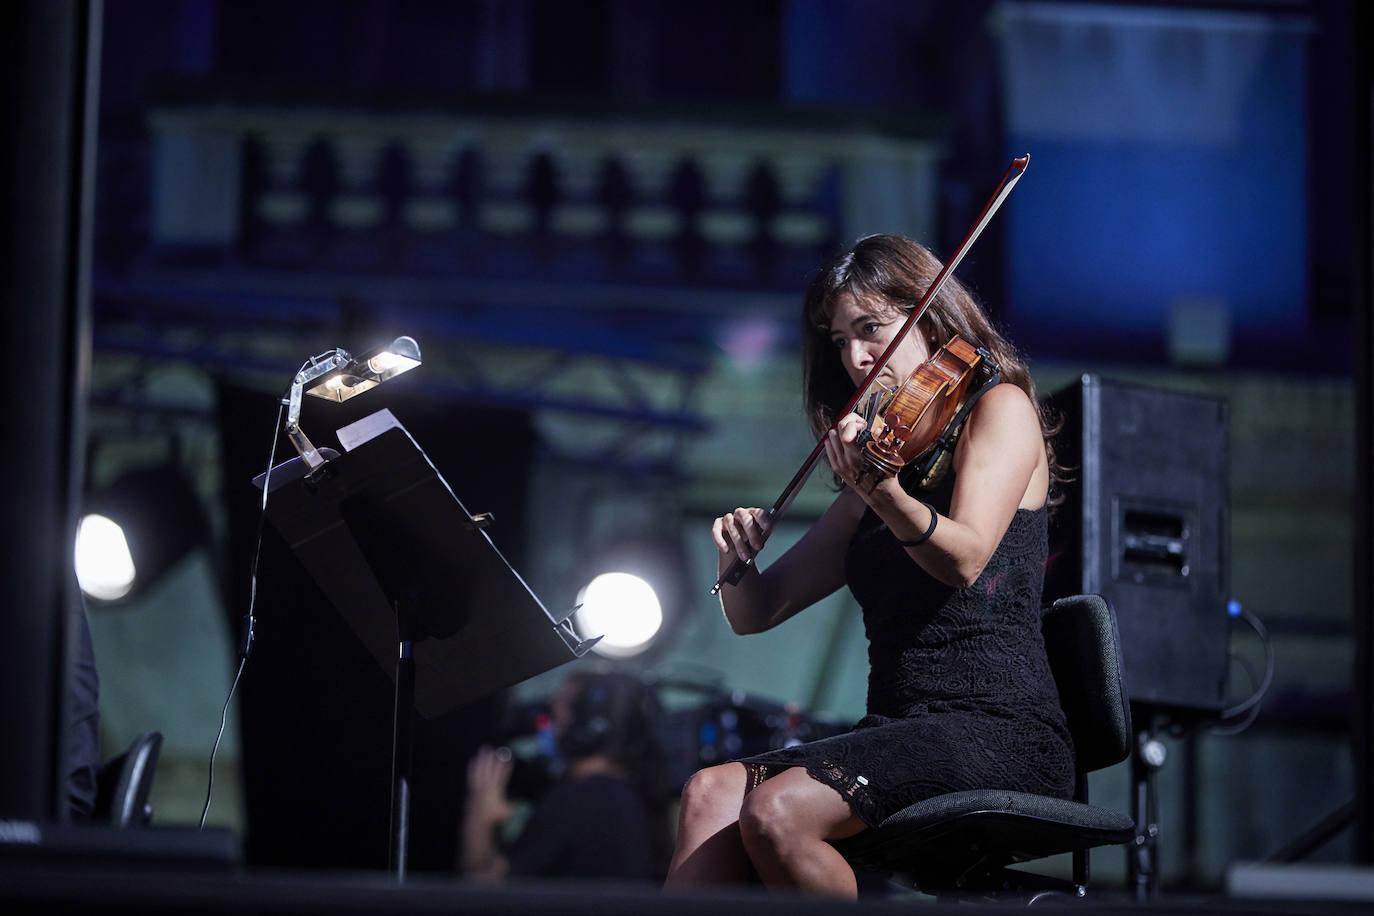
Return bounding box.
[831,594,1136,902]
[94,730,163,828]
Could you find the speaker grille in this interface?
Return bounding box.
[1045,374,1229,714]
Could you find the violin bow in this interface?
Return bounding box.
[710,154,1030,595]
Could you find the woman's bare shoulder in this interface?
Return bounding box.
[966,382,1040,438]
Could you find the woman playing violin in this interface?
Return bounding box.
[665,234,1074,898]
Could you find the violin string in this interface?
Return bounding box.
[857,384,893,428]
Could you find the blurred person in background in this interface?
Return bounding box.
[460,670,672,883]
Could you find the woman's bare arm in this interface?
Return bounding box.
[712,490,866,634]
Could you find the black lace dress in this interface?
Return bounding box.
[735,474,1075,826]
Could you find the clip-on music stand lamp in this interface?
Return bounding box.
[256,338,598,881]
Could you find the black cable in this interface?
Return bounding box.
[198,400,285,829]
[237,399,287,659]
[199,654,245,829]
[1215,603,1275,725]
[1211,652,1263,736]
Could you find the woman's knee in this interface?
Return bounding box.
[679,763,747,819]
[739,770,861,851]
[737,780,801,851]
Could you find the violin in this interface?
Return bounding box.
[710,155,1030,596]
[857,335,999,487]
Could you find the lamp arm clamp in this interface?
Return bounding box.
[279,337,422,472]
[283,351,352,472]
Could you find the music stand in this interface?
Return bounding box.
[253,409,596,880]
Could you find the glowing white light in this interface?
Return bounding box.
[74,514,137,601]
[575,572,664,658]
[367,351,420,374]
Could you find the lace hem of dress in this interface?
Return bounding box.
[742,762,773,795]
[742,760,880,827]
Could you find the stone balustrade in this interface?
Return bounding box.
[146,102,942,286]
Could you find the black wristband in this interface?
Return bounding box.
[896,502,938,547]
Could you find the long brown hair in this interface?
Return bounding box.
[799,234,1064,497]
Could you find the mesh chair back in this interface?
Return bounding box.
[98,730,163,827]
[1042,595,1131,774]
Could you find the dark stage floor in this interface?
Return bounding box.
[2,830,1371,916]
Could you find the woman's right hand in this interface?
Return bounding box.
[711,507,772,566]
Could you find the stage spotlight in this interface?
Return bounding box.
[572,537,687,659]
[284,335,421,471]
[76,465,209,604]
[575,572,664,658]
[74,514,136,601]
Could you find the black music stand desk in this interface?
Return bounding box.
[255,409,596,880]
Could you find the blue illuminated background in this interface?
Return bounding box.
[997,3,1316,367]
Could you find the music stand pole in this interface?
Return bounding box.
[389,613,415,879]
